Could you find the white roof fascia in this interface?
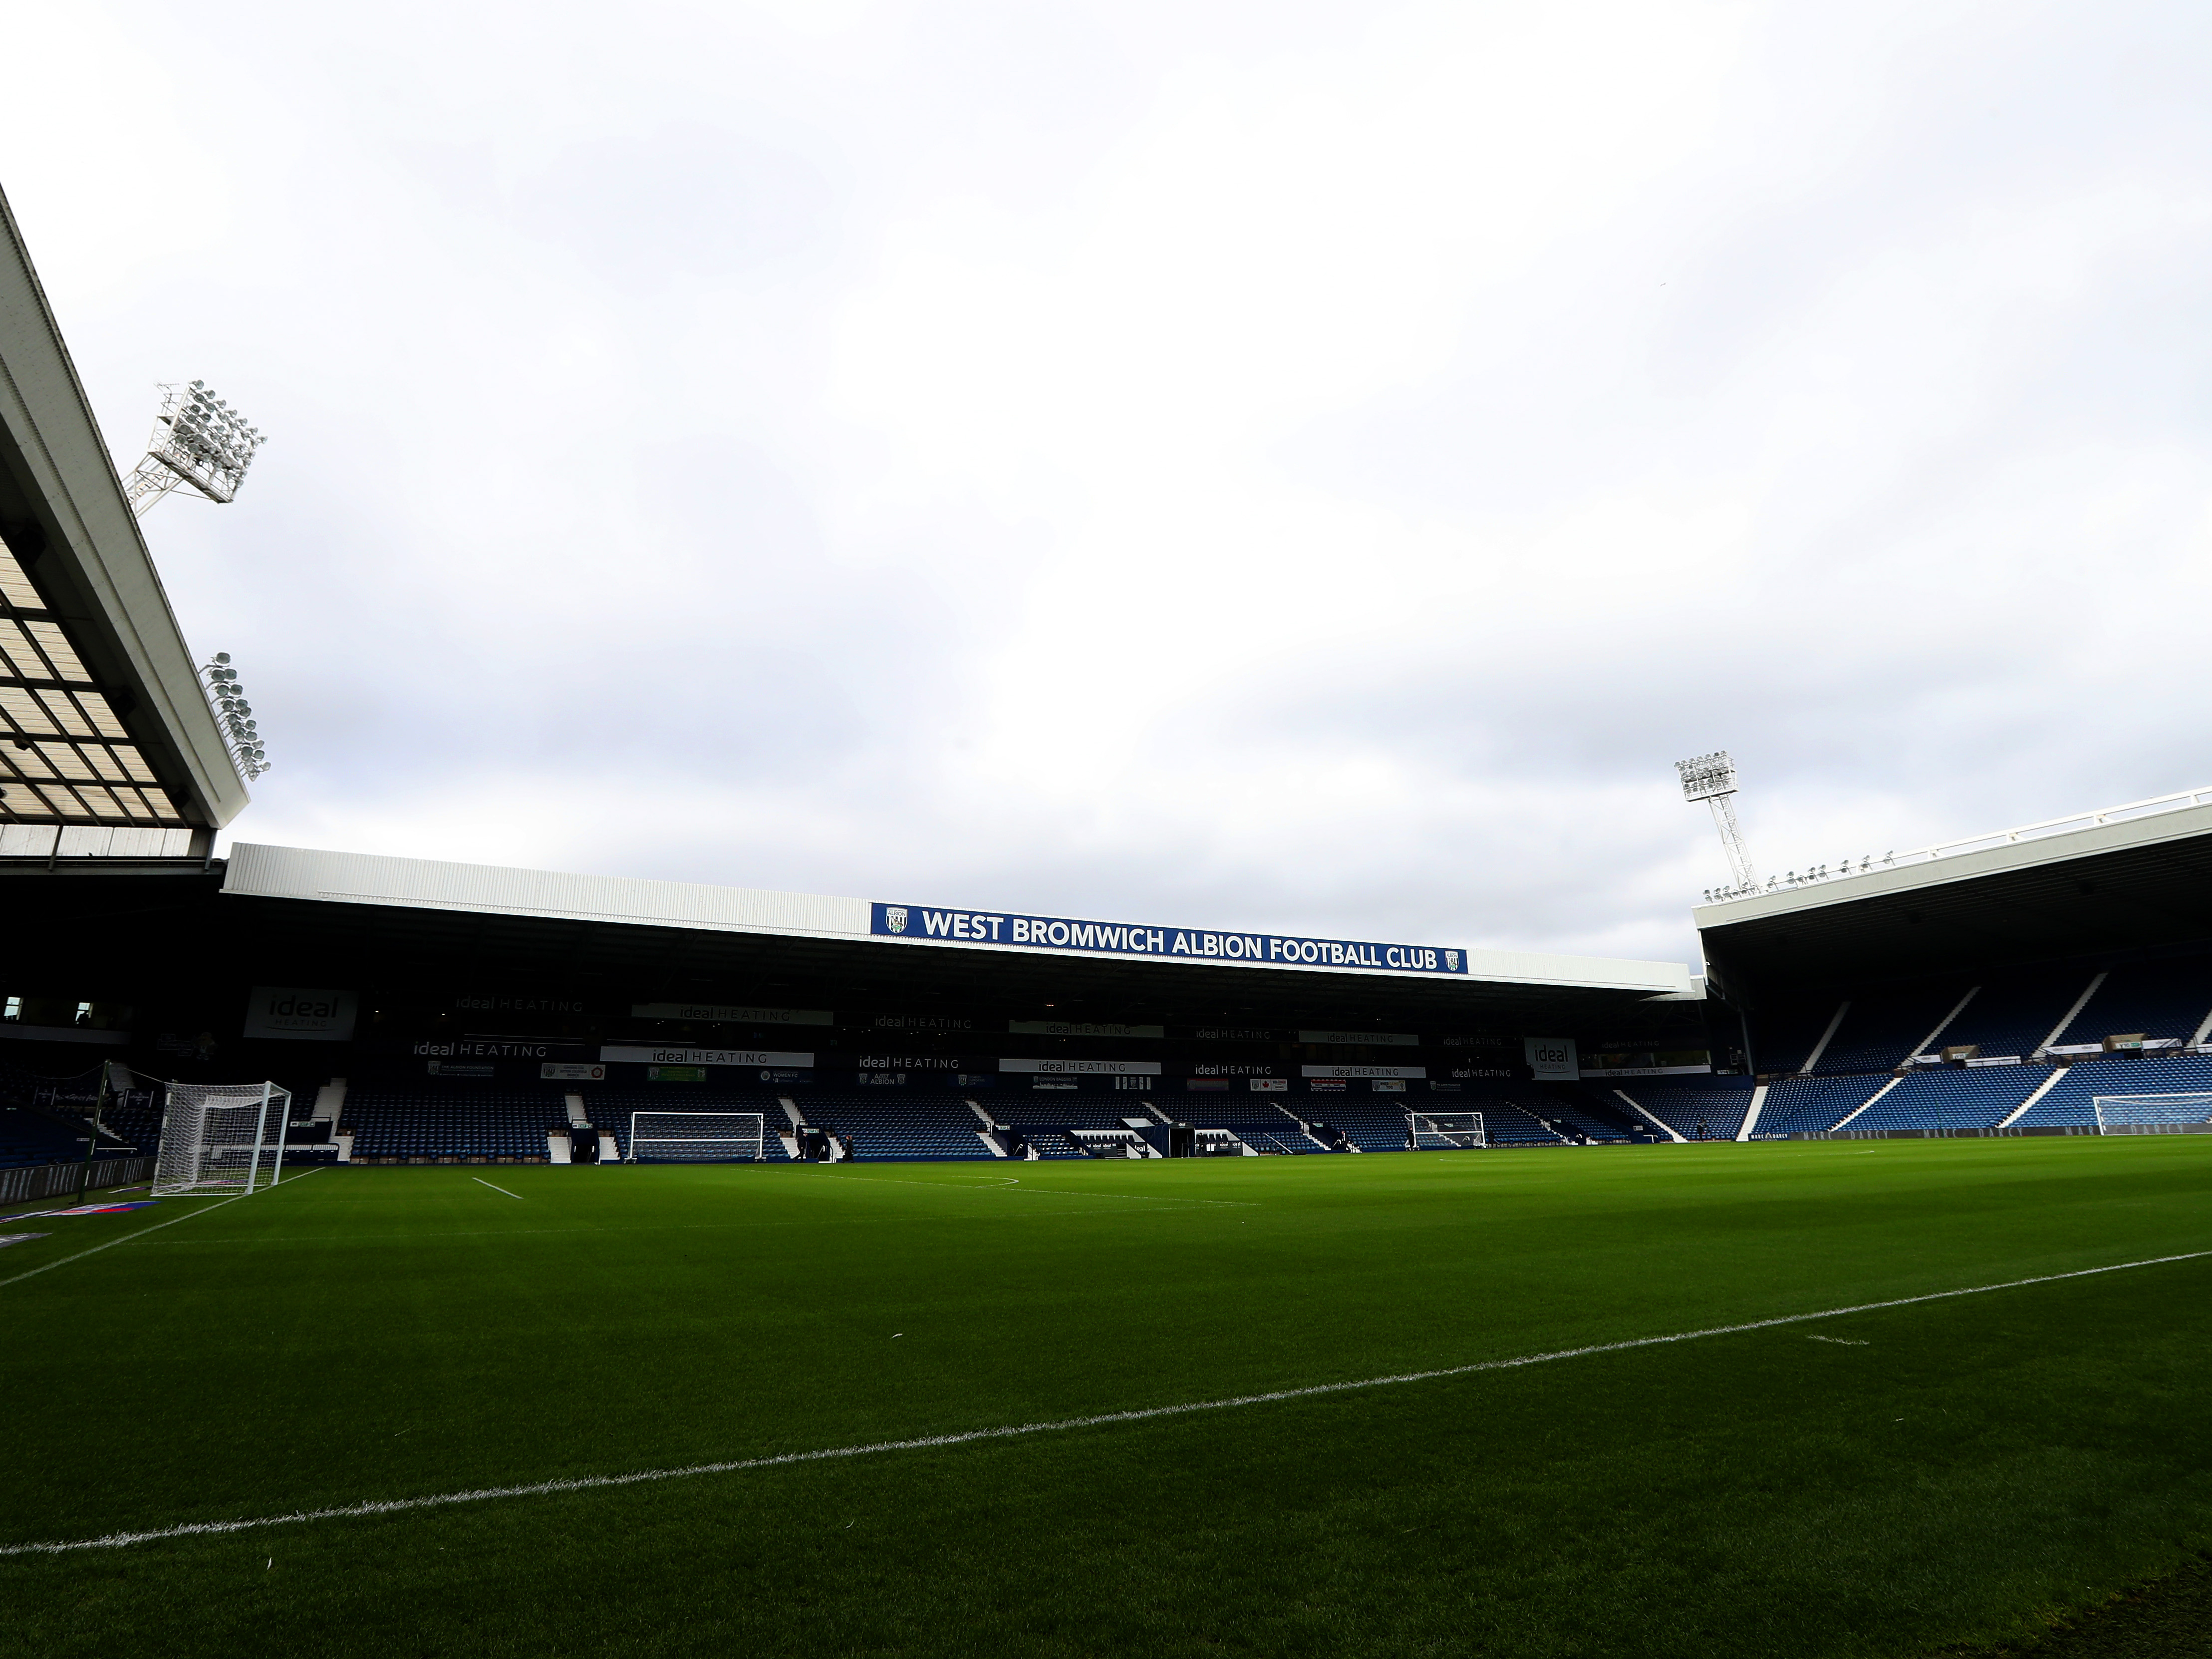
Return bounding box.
[222,843,869,938]
[222,843,1693,994]
[0,184,247,828]
[1692,802,2212,929]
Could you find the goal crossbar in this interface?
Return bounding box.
[626,1110,768,1163]
[1409,1110,1487,1149]
[2092,1093,2212,1135]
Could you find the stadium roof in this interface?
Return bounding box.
[1694,789,2212,1000]
[0,183,245,839]
[206,842,1696,1027]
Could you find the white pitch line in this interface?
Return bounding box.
[3,1245,2205,1558]
[471,1178,525,1200]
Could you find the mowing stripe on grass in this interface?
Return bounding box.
[0,1169,323,1292]
[0,1197,248,1290]
[4,1245,2205,1558]
[0,1183,152,1224]
[826,1174,1258,1206]
[471,1178,525,1200]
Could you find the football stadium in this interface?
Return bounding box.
[5,183,2212,1659]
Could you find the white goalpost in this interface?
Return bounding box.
[2091,1094,2212,1135]
[1409,1111,1487,1149]
[626,1111,767,1163]
[152,1082,293,1196]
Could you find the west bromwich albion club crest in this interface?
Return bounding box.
[886,906,908,934]
[1446,951,1459,971]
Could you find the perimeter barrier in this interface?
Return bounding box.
[1789,1125,2104,1141]
[0,1156,158,1205]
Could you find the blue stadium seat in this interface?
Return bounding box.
[1611,1078,1758,1140]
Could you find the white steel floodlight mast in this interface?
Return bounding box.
[124,381,268,517]
[1676,751,1758,893]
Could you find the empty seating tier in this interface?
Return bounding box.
[344,1085,568,1162]
[1613,1079,1758,1141]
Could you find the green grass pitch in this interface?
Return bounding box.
[3,1137,2211,1658]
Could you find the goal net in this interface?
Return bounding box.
[2092,1094,2212,1134]
[152,1083,292,1196]
[627,1111,767,1162]
[1409,1111,1487,1149]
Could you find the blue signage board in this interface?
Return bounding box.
[870,902,1468,976]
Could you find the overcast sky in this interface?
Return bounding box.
[5,0,2210,968]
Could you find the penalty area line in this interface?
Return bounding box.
[471,1178,525,1200]
[4,1245,2206,1557]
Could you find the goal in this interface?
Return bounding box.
[152,1082,292,1196]
[627,1111,768,1162]
[2092,1094,2212,1134]
[1409,1111,1487,1149]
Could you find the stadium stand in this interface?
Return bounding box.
[96,1090,164,1156]
[806,1093,997,1161]
[0,1058,161,1168]
[2045,961,2212,1048]
[584,1091,794,1161]
[1538,1084,1651,1143]
[0,1103,91,1169]
[1011,1127,1087,1160]
[1753,1074,1888,1136]
[1932,969,2101,1062]
[1748,999,1849,1077]
[344,1084,568,1163]
[1612,1078,1758,1140]
[1456,1097,1569,1146]
[1729,950,2212,1136]
[2010,1051,2212,1128]
[1002,1097,1161,1132]
[998,1095,1166,1158]
[1807,984,1973,1075]
[23,949,2211,1172]
[1183,1111,1325,1153]
[1318,1100,1416,1152]
[1833,1065,2039,1132]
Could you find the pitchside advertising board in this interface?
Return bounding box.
[871,903,1469,975]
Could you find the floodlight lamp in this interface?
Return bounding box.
[1674,751,1738,803]
[126,382,267,514]
[214,652,230,663]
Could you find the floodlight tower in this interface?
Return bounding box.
[1676,751,1757,892]
[200,653,270,780]
[123,381,267,517]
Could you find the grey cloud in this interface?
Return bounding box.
[14,0,2212,977]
